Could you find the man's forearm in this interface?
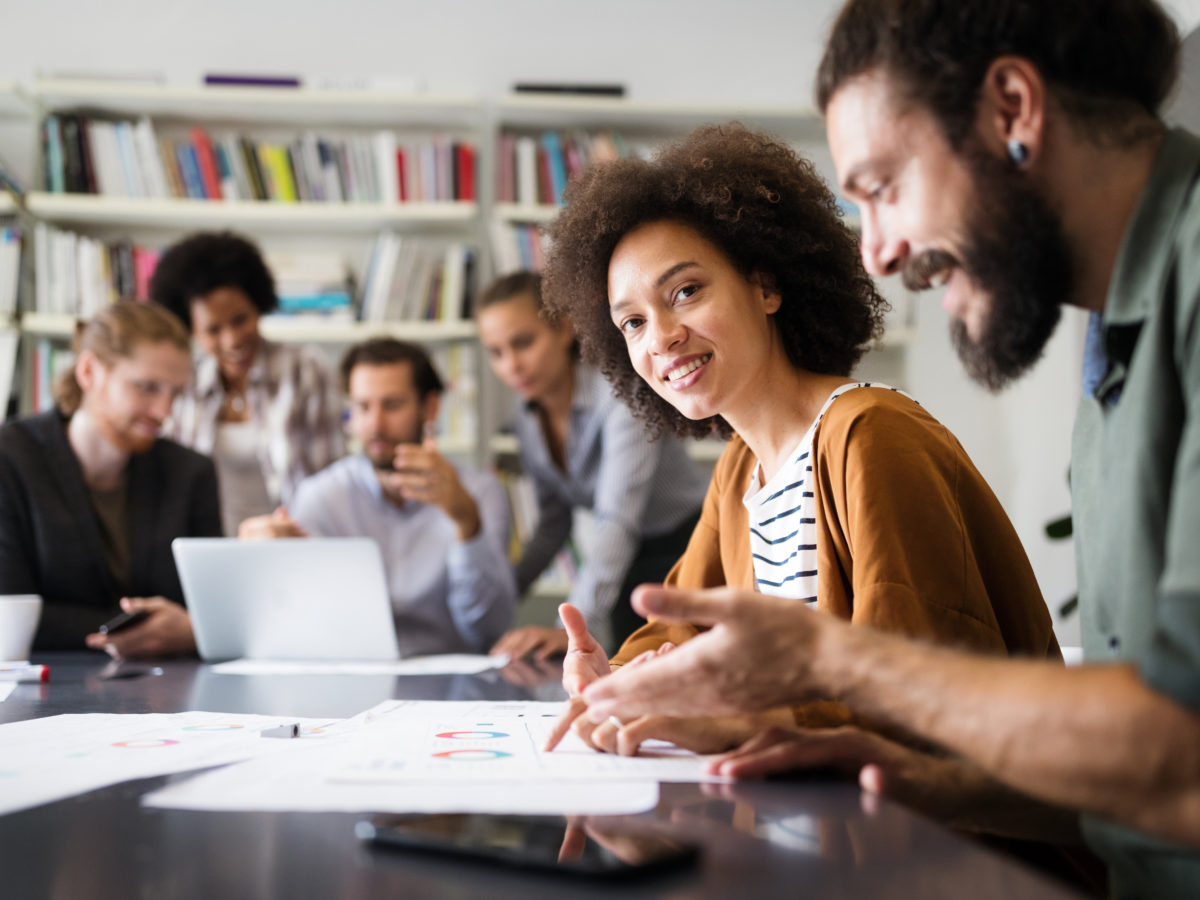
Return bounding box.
[818,625,1200,846]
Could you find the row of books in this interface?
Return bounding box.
[494,130,651,207]
[360,231,473,323]
[40,114,477,204]
[263,249,353,319]
[0,227,20,317]
[489,221,548,275]
[33,223,159,318]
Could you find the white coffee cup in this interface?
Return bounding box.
[0,595,43,662]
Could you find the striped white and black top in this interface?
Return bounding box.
[743,382,911,605]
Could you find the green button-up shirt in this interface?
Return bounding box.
[1071,127,1200,899]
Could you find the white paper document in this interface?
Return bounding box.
[341,699,731,784]
[142,745,660,816]
[143,700,723,816]
[0,710,346,816]
[210,654,507,677]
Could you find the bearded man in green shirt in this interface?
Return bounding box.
[572,2,1200,896]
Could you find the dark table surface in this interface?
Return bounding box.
[0,653,1087,899]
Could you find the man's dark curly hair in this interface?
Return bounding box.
[149,231,278,330]
[542,123,886,439]
[816,0,1178,149]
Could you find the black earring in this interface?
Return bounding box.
[1007,139,1029,167]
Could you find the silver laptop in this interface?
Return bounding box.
[172,538,401,661]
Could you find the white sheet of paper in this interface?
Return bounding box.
[210,655,507,677]
[0,710,346,816]
[144,699,721,816]
[0,681,17,702]
[330,702,729,784]
[143,739,660,815]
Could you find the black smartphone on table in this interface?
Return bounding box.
[356,814,701,878]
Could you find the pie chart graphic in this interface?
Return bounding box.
[432,749,513,761]
[436,730,509,740]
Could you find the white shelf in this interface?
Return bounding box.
[33,80,480,128]
[0,194,16,216]
[496,93,824,137]
[493,203,559,224]
[25,193,478,232]
[18,313,75,338]
[260,317,476,343]
[21,312,477,344]
[0,81,33,120]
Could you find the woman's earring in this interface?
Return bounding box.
[1007,139,1030,167]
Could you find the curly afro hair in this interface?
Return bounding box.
[149,231,278,331]
[543,123,886,439]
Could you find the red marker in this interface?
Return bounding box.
[0,663,50,683]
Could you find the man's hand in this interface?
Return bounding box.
[390,435,480,540]
[238,506,308,539]
[85,597,197,660]
[581,584,839,724]
[709,725,1082,843]
[491,625,569,661]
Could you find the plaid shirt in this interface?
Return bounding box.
[165,340,344,509]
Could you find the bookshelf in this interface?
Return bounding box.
[8,82,487,460]
[486,90,914,350]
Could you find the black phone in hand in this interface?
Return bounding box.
[97,609,150,635]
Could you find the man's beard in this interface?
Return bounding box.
[905,145,1073,392]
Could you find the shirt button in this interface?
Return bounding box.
[1108,636,1121,652]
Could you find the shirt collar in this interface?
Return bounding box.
[1103,128,1200,328]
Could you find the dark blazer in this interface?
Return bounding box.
[0,410,222,650]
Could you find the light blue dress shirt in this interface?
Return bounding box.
[290,454,516,657]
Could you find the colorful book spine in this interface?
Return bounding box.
[190,128,224,201]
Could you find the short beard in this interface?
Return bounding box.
[947,145,1073,392]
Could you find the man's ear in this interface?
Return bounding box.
[74,349,101,393]
[977,55,1046,166]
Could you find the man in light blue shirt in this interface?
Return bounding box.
[241,338,515,657]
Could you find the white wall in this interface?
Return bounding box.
[6,0,1197,646]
